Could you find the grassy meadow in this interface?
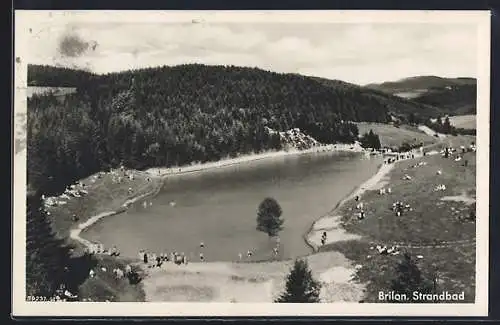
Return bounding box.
[45,169,162,301]
[356,122,437,148]
[321,135,477,302]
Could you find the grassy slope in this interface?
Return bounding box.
[356,122,437,148]
[45,169,163,301]
[27,86,77,98]
[320,135,476,302]
[447,115,477,130]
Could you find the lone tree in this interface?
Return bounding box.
[359,130,381,150]
[390,252,434,302]
[256,197,284,238]
[275,259,321,303]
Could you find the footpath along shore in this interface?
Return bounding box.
[69,182,163,249]
[145,143,366,177]
[305,147,425,251]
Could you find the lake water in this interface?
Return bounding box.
[84,151,382,262]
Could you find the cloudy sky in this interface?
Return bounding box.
[22,15,479,85]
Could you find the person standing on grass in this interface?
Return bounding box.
[321,231,327,246]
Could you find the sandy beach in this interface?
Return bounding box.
[145,143,366,178]
[305,162,395,250]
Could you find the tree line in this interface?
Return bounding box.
[27,64,402,196]
[424,116,476,136]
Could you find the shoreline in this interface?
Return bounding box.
[145,143,367,177]
[304,144,431,251]
[304,161,395,251]
[69,180,164,251]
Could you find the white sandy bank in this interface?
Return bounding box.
[306,162,395,249]
[140,251,364,303]
[145,143,365,177]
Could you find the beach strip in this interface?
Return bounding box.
[145,143,366,177]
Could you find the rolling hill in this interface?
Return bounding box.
[365,76,477,115]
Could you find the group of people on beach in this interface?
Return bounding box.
[354,195,366,220]
[86,243,121,256]
[140,250,189,268]
[139,242,209,268]
[138,240,272,267]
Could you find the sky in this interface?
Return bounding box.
[21,15,479,85]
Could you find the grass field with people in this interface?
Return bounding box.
[320,135,477,302]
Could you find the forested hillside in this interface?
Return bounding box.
[28,65,96,87]
[27,64,433,195]
[411,84,476,115]
[313,77,442,120]
[365,76,476,94]
[365,76,477,115]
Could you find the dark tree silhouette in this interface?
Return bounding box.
[275,259,321,303]
[359,129,381,150]
[256,197,284,238]
[390,252,434,303]
[26,189,71,298]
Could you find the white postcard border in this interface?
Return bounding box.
[12,10,491,317]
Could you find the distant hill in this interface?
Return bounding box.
[312,77,442,121]
[365,76,477,115]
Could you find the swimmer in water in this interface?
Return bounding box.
[200,242,204,249]
[199,252,204,262]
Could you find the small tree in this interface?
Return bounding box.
[256,197,284,238]
[360,130,382,150]
[390,252,434,302]
[275,259,321,303]
[443,116,452,134]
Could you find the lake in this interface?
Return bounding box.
[83,151,382,262]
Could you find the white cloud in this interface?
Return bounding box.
[23,19,478,85]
